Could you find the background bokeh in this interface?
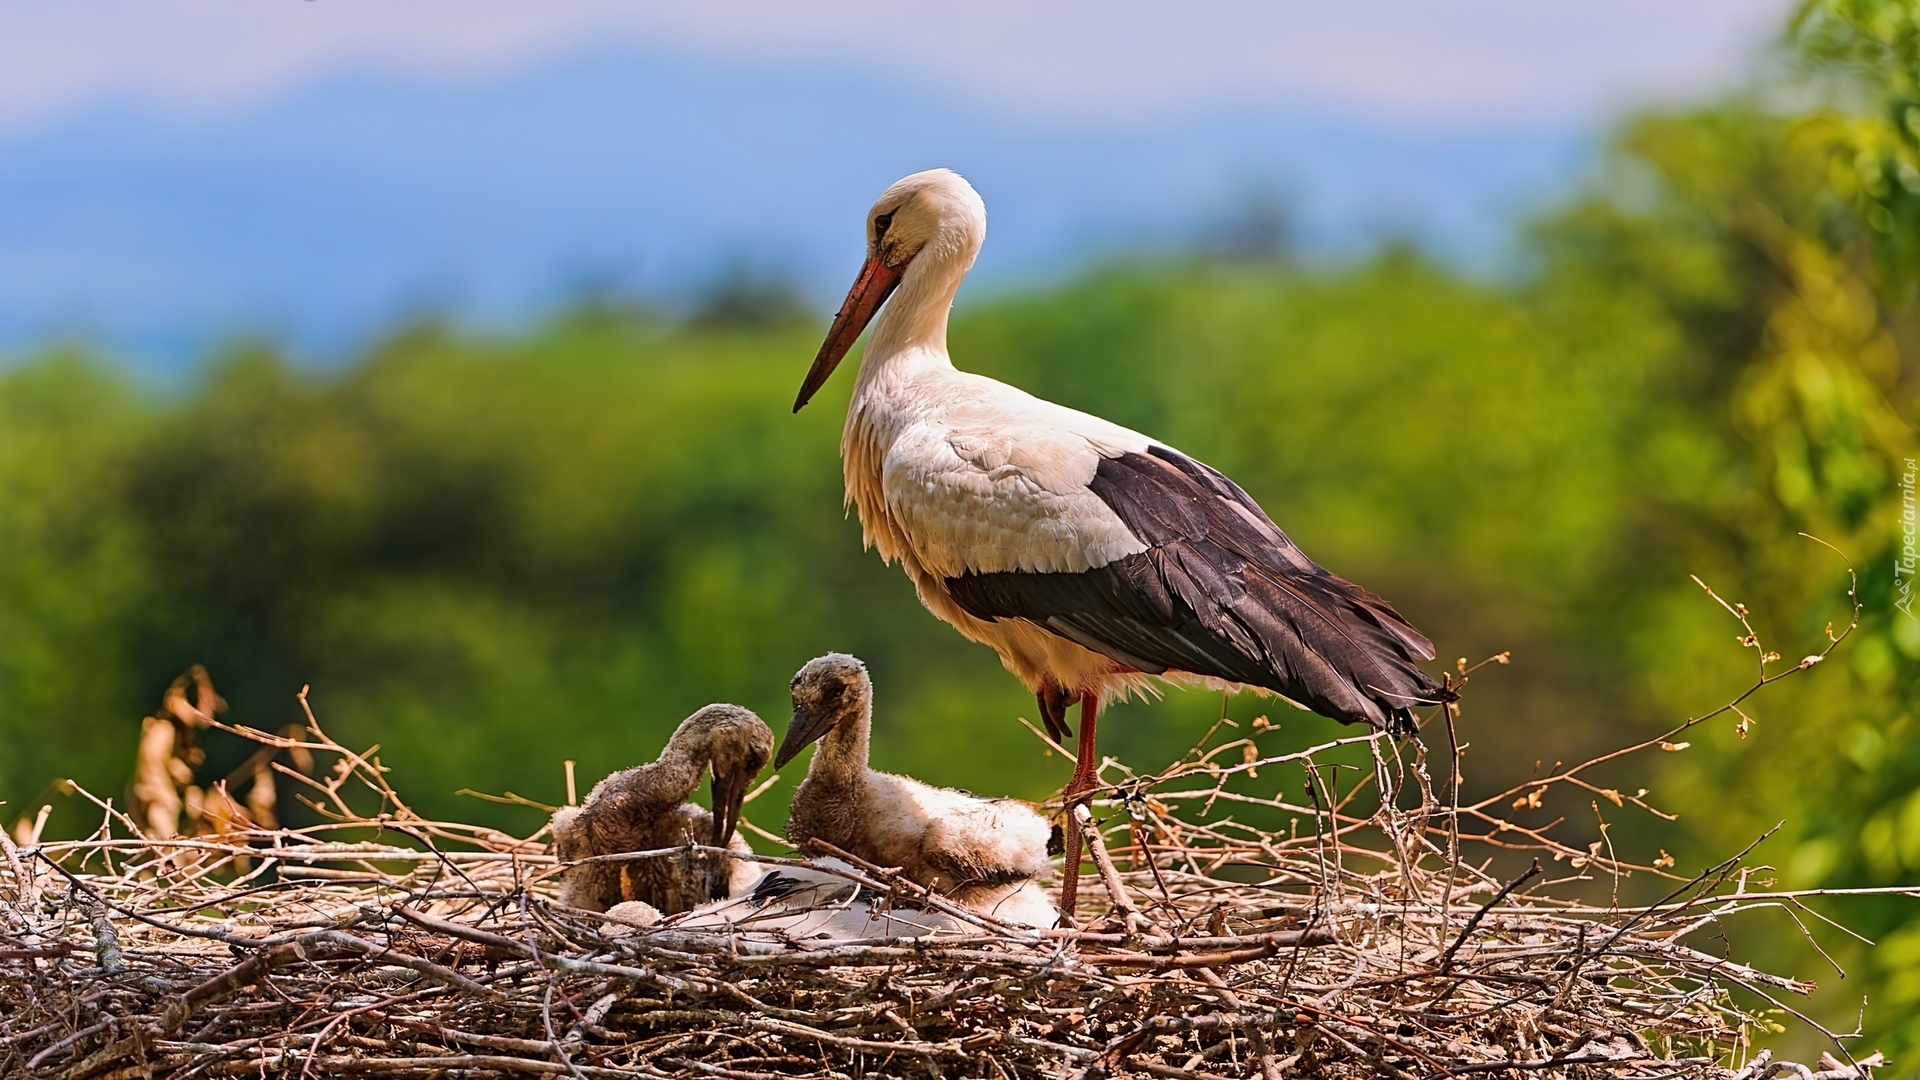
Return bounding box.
[3,0,1918,1061]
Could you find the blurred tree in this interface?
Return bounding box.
[1196,189,1295,264]
[1496,0,1920,1051]
[0,355,149,816]
[690,263,814,331]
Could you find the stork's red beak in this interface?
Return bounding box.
[794,255,903,412]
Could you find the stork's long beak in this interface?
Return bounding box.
[793,255,903,412]
[774,706,837,769]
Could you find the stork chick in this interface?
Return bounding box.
[552,704,773,914]
[778,654,1054,921]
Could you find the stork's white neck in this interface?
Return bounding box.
[853,245,971,395]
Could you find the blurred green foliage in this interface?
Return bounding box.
[3,0,1919,1057]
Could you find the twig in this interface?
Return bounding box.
[1440,859,1541,971]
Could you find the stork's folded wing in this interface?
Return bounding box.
[876,383,1154,578]
[944,444,1444,733]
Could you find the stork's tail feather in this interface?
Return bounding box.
[1233,562,1451,737]
[1375,679,1459,738]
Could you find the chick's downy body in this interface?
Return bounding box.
[779,654,1052,915]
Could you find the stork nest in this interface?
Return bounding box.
[0,571,1902,1079]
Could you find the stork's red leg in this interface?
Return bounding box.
[1066,691,1102,800]
[1058,689,1100,923]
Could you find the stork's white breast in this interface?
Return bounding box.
[875,373,1154,578]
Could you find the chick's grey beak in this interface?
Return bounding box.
[708,769,751,900]
[794,255,903,412]
[774,707,836,769]
[709,770,748,849]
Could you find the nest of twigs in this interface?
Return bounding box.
[1,570,1902,1079]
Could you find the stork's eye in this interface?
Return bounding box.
[874,211,895,238]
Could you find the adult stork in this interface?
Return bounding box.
[792,169,1449,913]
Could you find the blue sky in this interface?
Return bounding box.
[0,1,1789,371]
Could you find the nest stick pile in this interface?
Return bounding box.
[0,575,1902,1078]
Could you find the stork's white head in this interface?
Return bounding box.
[793,169,986,412]
[866,169,987,277]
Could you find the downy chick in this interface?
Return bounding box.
[552,704,772,914]
[779,654,1054,924]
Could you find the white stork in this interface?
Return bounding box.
[792,169,1448,912]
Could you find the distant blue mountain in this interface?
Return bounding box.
[0,45,1592,372]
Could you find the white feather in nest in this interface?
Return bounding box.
[599,858,1056,945]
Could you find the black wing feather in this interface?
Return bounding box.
[945,446,1445,734]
